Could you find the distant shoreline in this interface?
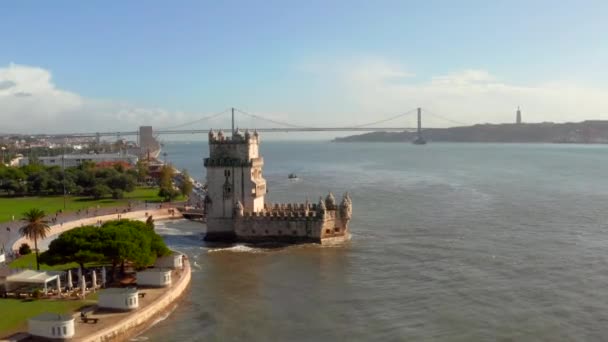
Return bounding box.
[333,121,608,144]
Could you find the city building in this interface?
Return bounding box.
[203,129,352,244]
[136,126,161,160]
[28,313,75,340]
[18,153,138,168]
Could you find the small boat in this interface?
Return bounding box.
[288,173,298,180]
[412,136,427,145]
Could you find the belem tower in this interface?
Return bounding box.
[203,129,352,244]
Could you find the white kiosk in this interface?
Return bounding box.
[98,287,139,311]
[154,252,183,269]
[136,268,172,287]
[29,313,75,339]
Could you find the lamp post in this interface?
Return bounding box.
[62,139,67,209]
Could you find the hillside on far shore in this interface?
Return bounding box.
[333,121,608,144]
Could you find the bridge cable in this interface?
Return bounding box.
[423,109,470,126]
[234,108,309,129]
[350,108,417,128]
[160,108,231,130]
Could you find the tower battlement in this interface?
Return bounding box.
[203,131,352,244]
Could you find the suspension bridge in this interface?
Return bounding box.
[18,107,468,139]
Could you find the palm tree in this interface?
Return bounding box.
[20,208,51,270]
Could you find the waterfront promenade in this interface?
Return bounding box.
[11,206,183,253]
[0,201,184,261]
[1,205,191,341]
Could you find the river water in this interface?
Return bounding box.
[140,141,608,341]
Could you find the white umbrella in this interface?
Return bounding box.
[77,268,82,288]
[101,266,107,288]
[81,275,86,298]
[92,270,97,291]
[67,270,73,290]
[56,275,61,294]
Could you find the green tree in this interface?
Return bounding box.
[179,169,193,197]
[43,220,170,276]
[19,208,51,270]
[158,165,179,201]
[19,243,31,255]
[41,226,105,270]
[135,160,149,183]
[90,184,111,199]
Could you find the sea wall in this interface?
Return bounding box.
[12,208,182,251]
[80,259,191,342]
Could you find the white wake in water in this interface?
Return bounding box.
[207,244,265,253]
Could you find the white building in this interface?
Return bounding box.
[0,252,5,264]
[28,313,75,340]
[18,153,138,168]
[136,268,172,287]
[98,287,139,311]
[154,253,183,269]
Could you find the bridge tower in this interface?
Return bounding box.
[516,106,522,124]
[413,107,427,145]
[203,128,267,241]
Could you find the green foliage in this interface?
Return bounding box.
[136,160,149,183]
[42,219,170,272]
[158,165,179,201]
[179,169,193,197]
[41,226,105,269]
[111,189,124,199]
[19,243,31,255]
[0,162,138,199]
[89,184,111,199]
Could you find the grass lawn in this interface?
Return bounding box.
[9,254,105,271]
[0,295,97,336]
[0,187,166,223]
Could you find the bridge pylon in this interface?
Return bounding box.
[413,107,427,145]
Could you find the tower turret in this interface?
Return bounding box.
[317,196,326,216]
[234,200,244,217]
[325,192,336,210]
[340,192,352,222]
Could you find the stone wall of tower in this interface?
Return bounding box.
[204,130,266,238]
[233,200,352,243]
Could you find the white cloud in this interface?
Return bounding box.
[0,63,198,134]
[297,58,608,128]
[3,61,608,136]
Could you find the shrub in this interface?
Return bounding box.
[111,189,124,199]
[19,243,32,255]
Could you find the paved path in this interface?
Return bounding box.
[0,201,183,263]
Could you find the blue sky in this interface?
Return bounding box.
[1,1,607,133]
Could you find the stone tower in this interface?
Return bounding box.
[204,129,267,240]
